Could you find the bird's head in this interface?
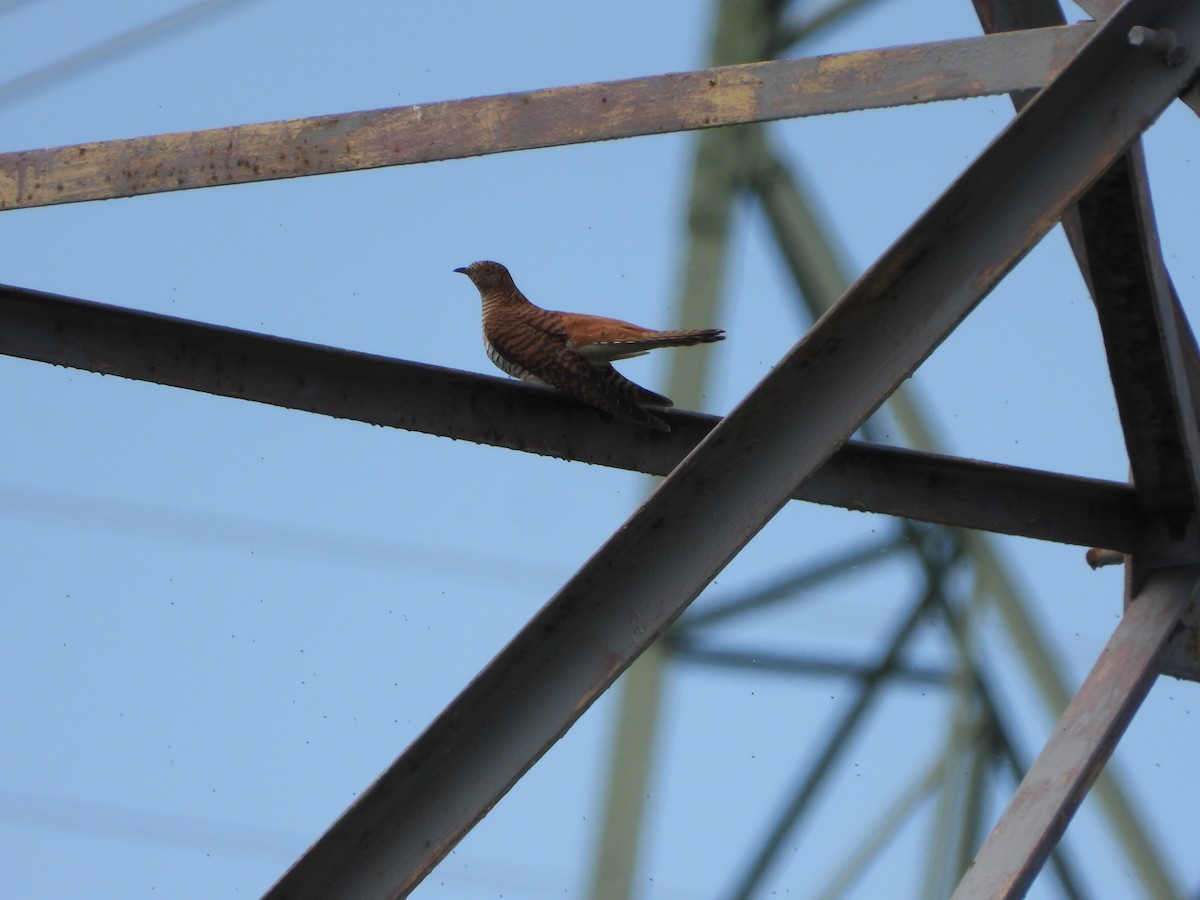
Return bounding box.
[454,260,514,293]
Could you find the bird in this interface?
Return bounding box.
[454,260,724,432]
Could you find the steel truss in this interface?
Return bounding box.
[593,1,1197,897]
[2,0,1199,897]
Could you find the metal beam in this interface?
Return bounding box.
[752,123,1100,894]
[975,1,1200,521]
[0,283,1142,551]
[264,3,1200,896]
[974,1,1197,893]
[0,25,1096,210]
[1078,148,1200,518]
[949,565,1200,899]
[975,0,1200,684]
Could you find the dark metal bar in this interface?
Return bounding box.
[808,440,1141,551]
[0,284,1142,551]
[975,0,1200,519]
[0,26,1096,210]
[1077,148,1200,516]
[949,566,1200,899]
[976,0,1200,684]
[264,4,1200,896]
[975,1,1200,892]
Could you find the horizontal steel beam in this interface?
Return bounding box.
[950,565,1200,899]
[0,283,1141,551]
[0,25,1097,210]
[265,1,1200,896]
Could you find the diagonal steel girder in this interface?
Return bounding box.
[975,0,1200,690]
[265,2,1200,896]
[951,566,1200,898]
[976,0,1200,892]
[979,0,1200,521]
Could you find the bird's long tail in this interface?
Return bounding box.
[648,328,725,347]
[579,328,725,364]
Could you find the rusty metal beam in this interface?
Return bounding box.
[0,25,1097,211]
[263,3,1200,896]
[1077,148,1200,519]
[972,3,1199,895]
[975,0,1200,688]
[949,565,1200,899]
[978,0,1200,517]
[0,282,1141,551]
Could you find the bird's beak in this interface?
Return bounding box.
[453,266,469,274]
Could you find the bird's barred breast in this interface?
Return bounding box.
[484,336,544,384]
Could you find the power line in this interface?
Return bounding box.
[0,483,559,586]
[0,0,269,109]
[0,789,301,861]
[2,790,615,897]
[0,0,44,18]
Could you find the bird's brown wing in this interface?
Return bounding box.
[488,308,670,431]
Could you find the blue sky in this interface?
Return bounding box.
[1,1,1198,898]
